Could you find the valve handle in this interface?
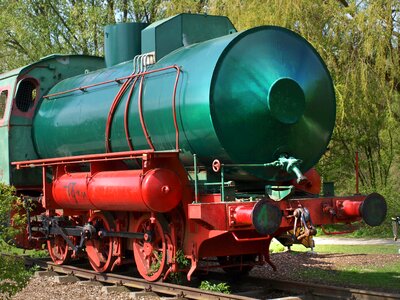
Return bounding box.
[212,159,221,172]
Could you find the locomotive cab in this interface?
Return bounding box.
[0,55,105,190]
[0,73,14,185]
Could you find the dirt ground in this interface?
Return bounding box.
[250,251,400,293]
[9,251,400,299]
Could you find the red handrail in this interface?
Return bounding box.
[44,65,180,99]
[137,75,155,150]
[171,67,181,150]
[12,150,179,169]
[124,77,139,151]
[105,76,134,152]
[44,77,132,98]
[136,66,181,151]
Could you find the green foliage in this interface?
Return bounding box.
[147,251,163,276]
[0,1,149,71]
[199,280,231,294]
[0,184,25,242]
[0,255,35,299]
[0,0,206,72]
[0,239,47,258]
[316,0,400,192]
[164,0,207,15]
[175,249,190,267]
[167,249,191,284]
[168,271,184,284]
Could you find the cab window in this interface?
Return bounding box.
[16,80,36,112]
[0,90,8,119]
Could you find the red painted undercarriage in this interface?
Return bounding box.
[12,150,386,281]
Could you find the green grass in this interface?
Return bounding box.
[0,240,47,257]
[298,262,400,292]
[270,238,399,254]
[316,224,395,238]
[270,239,400,292]
[292,244,399,254]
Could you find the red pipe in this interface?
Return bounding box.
[124,77,139,151]
[105,76,134,152]
[355,151,359,194]
[172,68,181,150]
[138,75,155,150]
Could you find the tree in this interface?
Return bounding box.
[0,0,166,72]
[0,183,24,242]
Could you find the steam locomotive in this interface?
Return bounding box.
[0,13,387,281]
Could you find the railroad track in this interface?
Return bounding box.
[8,254,400,300]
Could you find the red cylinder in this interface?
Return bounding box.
[234,206,253,226]
[232,200,282,235]
[341,200,362,217]
[52,169,182,212]
[339,193,386,227]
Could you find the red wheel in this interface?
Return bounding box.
[86,212,115,272]
[133,216,167,281]
[47,235,71,265]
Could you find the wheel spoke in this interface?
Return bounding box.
[47,235,71,265]
[133,216,167,281]
[86,213,116,273]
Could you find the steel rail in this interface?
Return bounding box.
[18,255,400,300]
[22,257,257,300]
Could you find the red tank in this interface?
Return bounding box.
[52,168,182,212]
